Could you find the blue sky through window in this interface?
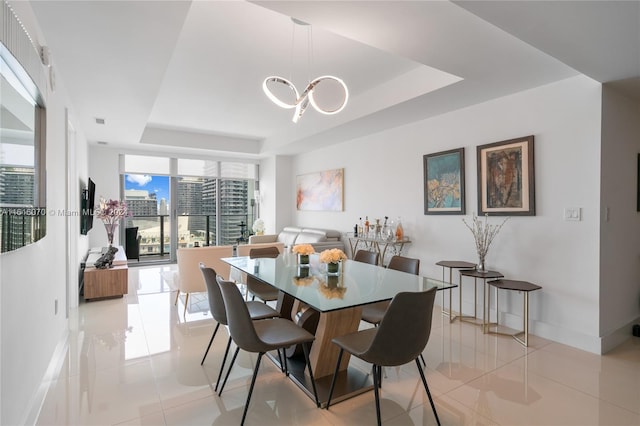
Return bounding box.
[125,174,170,203]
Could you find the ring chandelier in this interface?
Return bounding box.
[262,75,349,123]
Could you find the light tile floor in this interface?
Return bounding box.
[37,264,640,425]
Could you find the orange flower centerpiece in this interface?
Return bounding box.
[319,248,347,275]
[292,244,315,267]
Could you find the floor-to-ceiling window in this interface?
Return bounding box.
[124,173,170,259]
[121,155,257,262]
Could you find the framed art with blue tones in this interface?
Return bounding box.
[423,148,465,215]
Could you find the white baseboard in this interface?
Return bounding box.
[600,316,640,354]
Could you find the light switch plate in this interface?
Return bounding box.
[564,207,581,221]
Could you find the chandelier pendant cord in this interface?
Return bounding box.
[289,19,295,83]
[307,25,313,84]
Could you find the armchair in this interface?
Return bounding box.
[175,245,234,316]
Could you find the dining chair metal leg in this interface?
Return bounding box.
[183,293,190,317]
[214,336,233,392]
[219,346,240,395]
[276,349,286,373]
[415,358,440,426]
[240,352,264,426]
[326,347,344,409]
[302,342,320,408]
[282,350,289,376]
[372,365,382,426]
[201,322,220,365]
[174,290,180,305]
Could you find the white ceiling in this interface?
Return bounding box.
[21,0,640,158]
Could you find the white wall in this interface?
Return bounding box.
[87,146,122,248]
[0,52,89,426]
[599,86,640,351]
[289,75,605,352]
[0,3,91,423]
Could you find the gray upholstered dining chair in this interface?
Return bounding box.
[353,249,379,265]
[361,255,426,366]
[216,278,320,425]
[246,246,281,303]
[326,287,440,426]
[361,255,420,326]
[199,264,279,392]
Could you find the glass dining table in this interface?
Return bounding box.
[222,252,452,406]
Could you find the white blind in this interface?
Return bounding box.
[123,155,170,175]
[123,155,256,179]
[220,162,256,179]
[177,159,218,177]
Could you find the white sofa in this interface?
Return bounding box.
[248,226,344,251]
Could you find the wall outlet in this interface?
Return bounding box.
[563,207,581,221]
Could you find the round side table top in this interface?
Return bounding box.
[488,279,541,292]
[436,260,476,269]
[460,269,504,279]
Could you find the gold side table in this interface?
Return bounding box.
[435,260,476,322]
[486,279,542,347]
[459,269,504,329]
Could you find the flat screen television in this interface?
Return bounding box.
[81,178,95,235]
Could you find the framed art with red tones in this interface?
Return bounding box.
[477,136,535,216]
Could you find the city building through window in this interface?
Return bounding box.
[121,156,257,261]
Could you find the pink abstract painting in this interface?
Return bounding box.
[296,168,344,211]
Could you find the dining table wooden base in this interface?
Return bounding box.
[280,304,372,407]
[310,307,363,378]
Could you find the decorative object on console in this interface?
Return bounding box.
[424,147,465,215]
[292,244,315,267]
[463,213,509,272]
[252,218,265,235]
[477,135,535,216]
[94,246,119,269]
[374,218,382,238]
[262,18,348,123]
[395,216,404,241]
[95,197,131,245]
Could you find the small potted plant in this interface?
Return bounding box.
[292,244,315,267]
[319,248,347,275]
[252,218,265,235]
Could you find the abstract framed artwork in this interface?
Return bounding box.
[423,148,465,215]
[296,168,344,211]
[477,135,535,216]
